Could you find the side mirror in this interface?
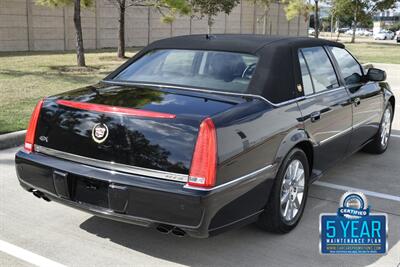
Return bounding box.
[366,68,386,82]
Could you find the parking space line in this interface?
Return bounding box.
[314,181,400,202]
[391,134,400,138]
[0,240,66,267]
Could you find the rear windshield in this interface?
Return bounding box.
[114,49,259,93]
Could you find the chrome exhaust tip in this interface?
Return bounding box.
[156,224,174,234]
[171,227,186,237]
[32,190,51,202]
[32,190,43,199]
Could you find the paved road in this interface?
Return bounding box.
[2,141,400,267]
[1,64,400,267]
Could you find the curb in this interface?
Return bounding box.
[0,130,26,150]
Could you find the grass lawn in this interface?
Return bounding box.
[345,43,400,65]
[0,49,138,134]
[0,42,399,134]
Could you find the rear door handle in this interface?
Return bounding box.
[310,111,321,122]
[353,97,361,107]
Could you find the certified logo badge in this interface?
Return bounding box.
[92,123,109,143]
[320,192,387,254]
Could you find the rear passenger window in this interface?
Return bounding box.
[330,47,363,85]
[298,51,314,95]
[300,47,339,93]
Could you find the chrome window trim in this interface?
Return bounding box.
[102,80,349,109]
[278,86,348,107]
[303,86,347,99]
[183,164,275,191]
[34,145,189,183]
[102,80,279,107]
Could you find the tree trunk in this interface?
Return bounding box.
[73,0,85,67]
[336,18,340,41]
[314,0,319,38]
[263,6,268,35]
[207,14,212,34]
[117,0,126,58]
[351,1,358,43]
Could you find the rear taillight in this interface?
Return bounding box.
[188,118,217,188]
[24,99,44,152]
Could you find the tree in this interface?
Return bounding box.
[332,0,397,43]
[284,0,313,24]
[249,0,274,34]
[107,0,190,58]
[189,0,240,34]
[36,0,92,67]
[314,0,319,38]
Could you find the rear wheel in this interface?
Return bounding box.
[363,104,393,154]
[257,148,309,233]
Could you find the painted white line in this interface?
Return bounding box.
[0,240,66,267]
[391,134,400,138]
[314,181,400,202]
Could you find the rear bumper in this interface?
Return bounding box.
[15,149,276,238]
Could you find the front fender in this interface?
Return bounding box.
[382,83,395,116]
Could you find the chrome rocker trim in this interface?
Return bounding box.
[184,164,275,191]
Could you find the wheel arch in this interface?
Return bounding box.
[388,96,395,120]
[294,141,314,176]
[274,129,314,178]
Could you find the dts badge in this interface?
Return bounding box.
[320,192,387,254]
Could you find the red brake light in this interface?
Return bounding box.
[24,99,44,152]
[188,118,217,188]
[56,100,176,119]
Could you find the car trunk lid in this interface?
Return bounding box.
[34,83,241,178]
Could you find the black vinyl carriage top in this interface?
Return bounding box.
[107,34,345,104]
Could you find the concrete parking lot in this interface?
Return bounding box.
[1,64,400,267]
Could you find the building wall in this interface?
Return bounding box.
[0,0,308,52]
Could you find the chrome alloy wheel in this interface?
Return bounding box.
[280,159,305,222]
[381,108,392,147]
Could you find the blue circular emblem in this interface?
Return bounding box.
[338,192,369,219]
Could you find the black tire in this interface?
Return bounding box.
[257,148,309,233]
[363,104,393,154]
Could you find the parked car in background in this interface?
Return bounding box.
[15,35,395,238]
[374,30,395,40]
[345,29,354,35]
[386,30,395,40]
[355,28,365,36]
[396,30,400,43]
[345,28,373,36]
[336,27,350,33]
[362,29,373,36]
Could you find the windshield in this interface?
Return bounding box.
[113,49,259,93]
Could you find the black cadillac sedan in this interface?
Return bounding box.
[16,35,395,238]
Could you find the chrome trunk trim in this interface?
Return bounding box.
[34,145,189,183]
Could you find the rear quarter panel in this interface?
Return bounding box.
[208,100,304,229]
[213,100,304,185]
